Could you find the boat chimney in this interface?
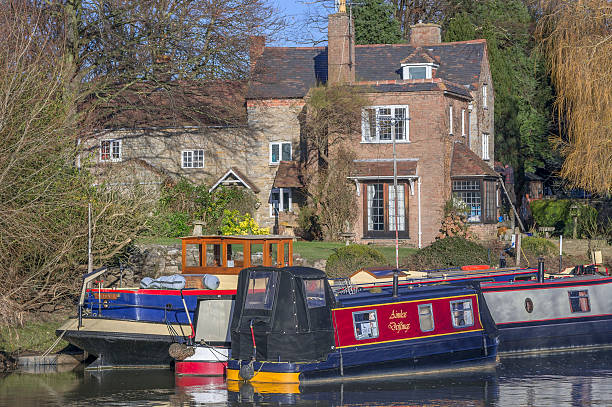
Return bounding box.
[537,257,545,283]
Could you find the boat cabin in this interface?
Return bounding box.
[231,267,336,362]
[181,235,293,275]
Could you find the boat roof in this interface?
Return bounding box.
[335,282,478,308]
[180,234,292,240]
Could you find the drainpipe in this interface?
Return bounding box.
[417,178,422,248]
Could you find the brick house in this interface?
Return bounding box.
[247,10,500,246]
[83,9,500,245]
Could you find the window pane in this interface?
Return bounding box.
[418,304,434,332]
[205,244,222,267]
[194,150,204,168]
[367,184,384,231]
[409,66,427,79]
[389,184,405,231]
[268,243,278,266]
[111,141,120,159]
[282,188,291,211]
[271,144,279,163]
[569,290,590,313]
[353,310,379,340]
[185,244,202,267]
[378,108,392,141]
[394,108,406,140]
[183,151,192,168]
[281,143,291,161]
[453,180,482,222]
[250,243,263,266]
[303,279,326,308]
[245,270,278,310]
[484,181,496,222]
[451,300,474,328]
[101,141,110,161]
[226,244,244,268]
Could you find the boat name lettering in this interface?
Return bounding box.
[389,309,407,320]
[388,321,411,333]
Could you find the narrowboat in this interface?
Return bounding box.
[226,266,498,383]
[57,234,292,369]
[482,260,612,354]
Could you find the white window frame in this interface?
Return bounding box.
[401,63,435,80]
[269,141,292,165]
[461,109,466,137]
[482,84,488,109]
[181,149,204,168]
[361,105,410,143]
[482,133,490,160]
[100,139,121,162]
[449,105,454,135]
[269,187,292,217]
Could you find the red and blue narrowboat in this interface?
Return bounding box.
[482,260,612,354]
[226,266,499,383]
[57,234,293,369]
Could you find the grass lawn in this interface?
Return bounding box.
[294,241,418,264]
[0,319,68,355]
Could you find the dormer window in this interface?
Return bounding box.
[402,64,435,80]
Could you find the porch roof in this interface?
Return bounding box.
[450,142,498,178]
[273,161,304,188]
[349,159,418,180]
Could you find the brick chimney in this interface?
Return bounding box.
[249,36,266,71]
[327,1,355,85]
[409,21,441,45]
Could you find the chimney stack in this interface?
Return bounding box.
[327,0,355,85]
[249,36,266,72]
[409,21,441,46]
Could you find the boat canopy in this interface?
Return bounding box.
[230,266,336,362]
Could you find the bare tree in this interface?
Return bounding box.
[536,0,612,195]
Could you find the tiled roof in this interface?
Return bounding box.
[349,160,418,179]
[249,40,485,99]
[450,142,498,177]
[358,79,471,99]
[89,80,247,128]
[273,161,305,188]
[400,47,437,65]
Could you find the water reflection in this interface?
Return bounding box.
[1,350,612,406]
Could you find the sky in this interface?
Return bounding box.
[270,0,335,46]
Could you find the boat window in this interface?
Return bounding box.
[303,279,326,308]
[250,244,263,266]
[245,270,278,310]
[284,243,290,266]
[226,244,244,268]
[568,290,590,313]
[268,243,278,266]
[352,310,379,340]
[185,244,202,267]
[450,299,474,328]
[418,304,434,332]
[205,244,222,267]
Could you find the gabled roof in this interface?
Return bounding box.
[248,40,486,100]
[209,167,260,193]
[273,161,304,188]
[88,80,247,128]
[400,47,437,65]
[450,142,498,178]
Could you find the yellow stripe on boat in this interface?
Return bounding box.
[226,368,301,384]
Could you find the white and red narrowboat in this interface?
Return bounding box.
[226,266,499,384]
[57,235,293,369]
[482,260,612,354]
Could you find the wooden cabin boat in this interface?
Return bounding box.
[482,269,612,354]
[226,266,499,384]
[58,235,292,369]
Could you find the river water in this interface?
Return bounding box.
[2,349,612,406]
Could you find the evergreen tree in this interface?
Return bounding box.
[443,0,555,184]
[353,0,402,45]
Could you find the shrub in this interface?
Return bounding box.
[521,236,556,257]
[531,199,598,238]
[437,197,474,239]
[297,206,323,241]
[220,210,269,235]
[405,237,489,270]
[326,244,387,279]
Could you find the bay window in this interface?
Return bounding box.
[453,179,497,223]
[362,106,409,143]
